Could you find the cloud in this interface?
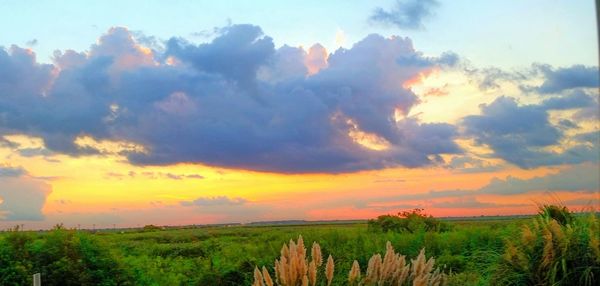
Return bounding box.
[370,0,439,30]
[557,119,578,129]
[55,199,72,205]
[0,25,462,173]
[466,63,598,95]
[462,96,559,167]
[0,167,51,221]
[462,96,598,168]
[185,174,205,179]
[180,196,247,207]
[166,24,274,88]
[562,197,600,206]
[108,171,204,180]
[330,164,597,215]
[447,156,502,173]
[303,44,328,75]
[258,44,308,83]
[429,164,599,198]
[163,172,205,180]
[26,39,38,47]
[479,164,599,195]
[431,197,528,209]
[0,165,26,177]
[573,105,600,121]
[0,45,54,97]
[0,137,17,148]
[39,199,270,227]
[105,172,126,180]
[367,163,598,211]
[373,177,405,183]
[535,64,600,94]
[540,90,596,110]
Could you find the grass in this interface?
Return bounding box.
[0,211,597,285]
[492,212,599,285]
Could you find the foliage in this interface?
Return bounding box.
[142,224,164,232]
[0,226,131,286]
[1,208,596,285]
[537,204,574,226]
[0,220,510,285]
[493,207,599,286]
[368,208,451,233]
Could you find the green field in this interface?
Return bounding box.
[1,210,598,285]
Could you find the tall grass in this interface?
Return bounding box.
[492,206,599,286]
[253,236,447,286]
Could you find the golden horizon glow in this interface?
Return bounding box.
[3,130,594,229]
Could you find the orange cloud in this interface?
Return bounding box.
[304,44,328,75]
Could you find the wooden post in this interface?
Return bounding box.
[33,273,41,286]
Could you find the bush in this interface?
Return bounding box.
[492,206,600,286]
[0,226,131,286]
[142,224,164,232]
[0,226,33,285]
[368,208,451,233]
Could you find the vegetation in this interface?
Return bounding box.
[0,224,131,286]
[537,204,575,226]
[0,205,597,285]
[253,236,447,286]
[368,208,451,233]
[492,211,599,285]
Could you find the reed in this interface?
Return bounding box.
[493,206,600,286]
[253,235,326,286]
[254,236,447,286]
[354,242,446,286]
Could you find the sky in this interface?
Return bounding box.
[0,0,598,229]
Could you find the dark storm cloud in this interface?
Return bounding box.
[0,25,462,173]
[535,64,599,94]
[370,0,439,30]
[462,96,598,169]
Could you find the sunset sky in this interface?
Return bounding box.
[0,0,598,229]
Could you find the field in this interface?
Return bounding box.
[1,209,598,285]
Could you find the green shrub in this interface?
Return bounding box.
[142,224,164,232]
[368,208,451,233]
[0,226,34,285]
[437,253,467,273]
[0,226,131,286]
[446,271,481,286]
